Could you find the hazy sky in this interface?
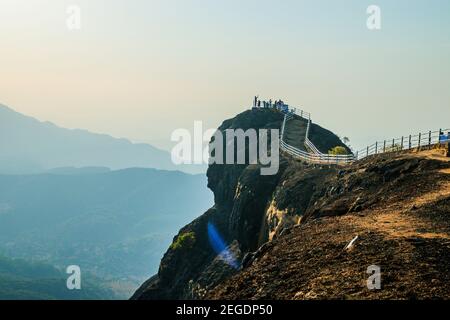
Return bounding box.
[1,0,450,151]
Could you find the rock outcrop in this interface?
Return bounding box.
[208,152,450,299]
[133,108,450,300]
[132,108,348,300]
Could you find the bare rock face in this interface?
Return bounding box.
[132,108,348,300]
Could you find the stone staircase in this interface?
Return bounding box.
[283,117,308,151]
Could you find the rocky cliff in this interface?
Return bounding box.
[132,108,450,300]
[132,108,348,299]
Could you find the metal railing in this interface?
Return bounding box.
[280,139,354,165]
[280,108,354,165]
[277,105,448,165]
[254,102,448,165]
[304,118,354,163]
[355,129,450,160]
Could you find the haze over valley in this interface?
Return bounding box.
[0,104,213,298]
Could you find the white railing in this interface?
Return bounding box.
[256,103,448,165]
[280,139,353,165]
[304,119,320,153]
[280,108,354,165]
[354,129,450,160]
[304,118,355,163]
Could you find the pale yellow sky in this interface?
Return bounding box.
[1,0,450,151]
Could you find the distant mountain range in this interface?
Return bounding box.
[0,103,213,299]
[0,103,205,175]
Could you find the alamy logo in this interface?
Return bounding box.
[66,265,81,290]
[367,5,381,30]
[367,265,381,290]
[171,121,280,175]
[66,5,82,31]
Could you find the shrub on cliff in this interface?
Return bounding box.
[328,146,349,155]
[170,232,196,250]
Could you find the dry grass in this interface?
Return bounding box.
[208,151,450,300]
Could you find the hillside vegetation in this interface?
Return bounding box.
[0,255,116,300]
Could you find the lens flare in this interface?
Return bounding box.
[207,222,239,269]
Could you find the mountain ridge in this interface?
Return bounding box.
[0,103,205,175]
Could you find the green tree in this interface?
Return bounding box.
[328,146,348,155]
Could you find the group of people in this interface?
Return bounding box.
[252,96,291,113]
[439,129,450,143]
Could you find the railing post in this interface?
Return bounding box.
[428,130,431,149]
[367,146,369,157]
[409,135,412,149]
[401,136,404,150]
[383,140,386,153]
[418,133,421,149]
[375,142,378,154]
